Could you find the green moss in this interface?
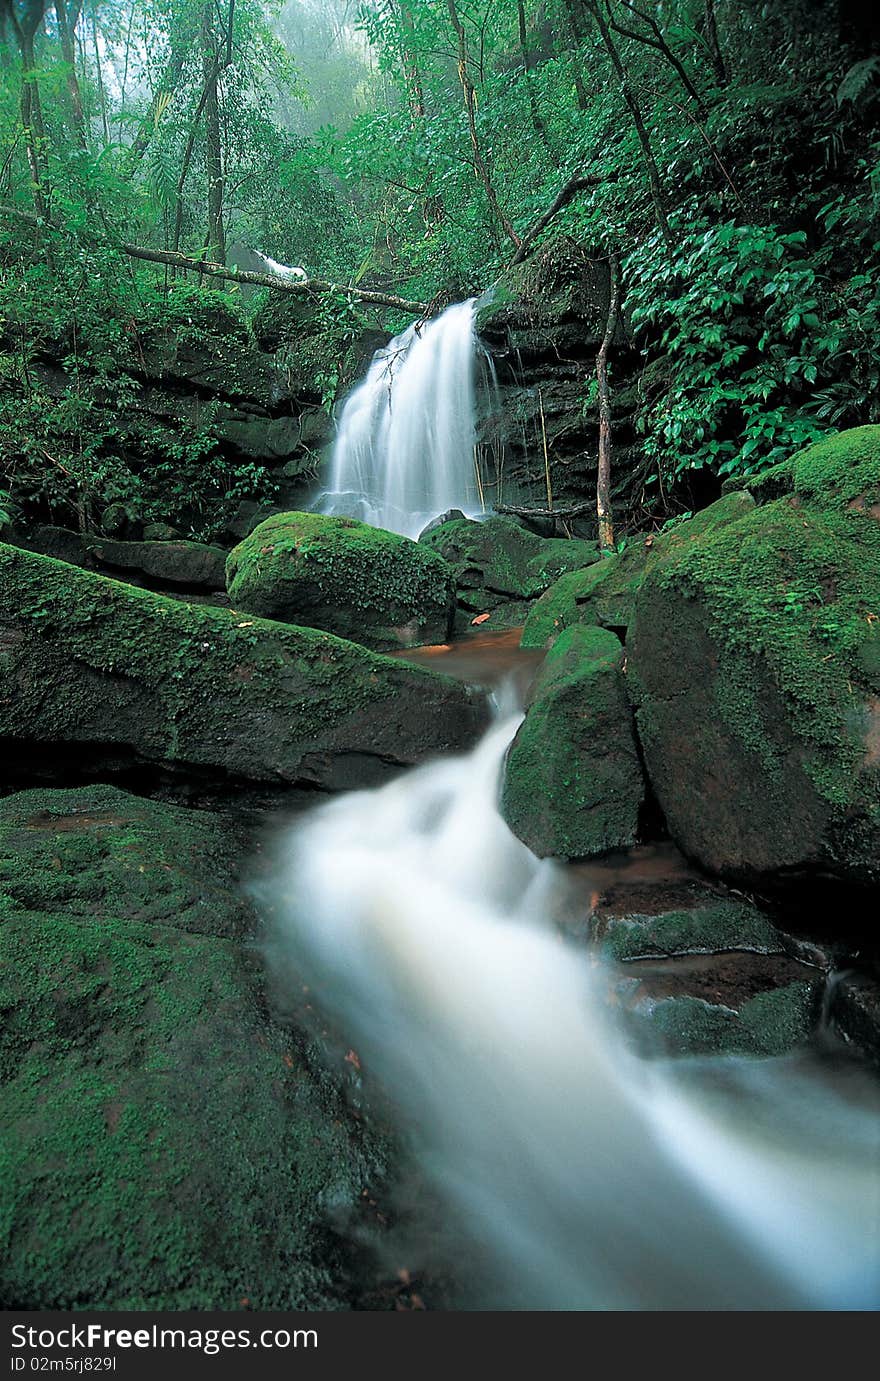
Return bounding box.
[501,625,644,858]
[635,981,818,1056]
[597,901,784,963]
[0,785,250,939]
[0,910,383,1309]
[0,542,482,786]
[628,489,880,882]
[521,492,755,649]
[226,511,455,651]
[421,515,597,620]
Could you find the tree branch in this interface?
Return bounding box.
[510,170,616,265]
[0,205,430,314]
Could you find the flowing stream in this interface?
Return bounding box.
[272,303,880,1310]
[262,697,880,1311]
[318,298,489,538]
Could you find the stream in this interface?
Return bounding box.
[257,638,880,1311]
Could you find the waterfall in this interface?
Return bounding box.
[318,299,489,539]
[260,705,880,1312]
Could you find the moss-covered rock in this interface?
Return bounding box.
[500,625,645,858]
[521,492,755,649]
[0,542,485,790]
[728,425,880,516]
[627,475,880,887]
[0,785,389,1309]
[226,512,456,651]
[420,514,597,630]
[0,785,250,939]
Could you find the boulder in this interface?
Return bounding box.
[521,491,755,648]
[0,784,389,1309]
[627,428,880,889]
[420,513,597,631]
[0,543,486,791]
[226,511,456,651]
[501,625,645,858]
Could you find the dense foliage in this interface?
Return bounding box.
[0,0,878,534]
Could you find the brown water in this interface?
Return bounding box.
[393,626,544,695]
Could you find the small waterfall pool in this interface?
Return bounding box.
[258,671,880,1312]
[318,299,490,538]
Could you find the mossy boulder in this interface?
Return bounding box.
[226,512,456,651]
[0,785,389,1308]
[501,625,645,858]
[420,514,597,630]
[627,438,880,888]
[727,425,880,516]
[521,492,755,649]
[0,543,485,791]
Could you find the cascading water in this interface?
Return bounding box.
[261,701,880,1312]
[318,299,489,538]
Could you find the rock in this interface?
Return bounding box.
[501,625,645,858]
[521,492,755,648]
[0,784,251,939]
[828,971,880,1066]
[418,509,468,540]
[420,513,597,632]
[0,542,486,791]
[627,429,880,889]
[90,537,227,591]
[475,237,643,516]
[10,527,227,595]
[141,522,181,542]
[0,784,389,1309]
[587,872,824,1057]
[226,511,456,652]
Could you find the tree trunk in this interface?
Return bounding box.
[18,27,49,220]
[702,0,727,85]
[560,0,589,110]
[398,2,426,122]
[90,1,109,143]
[596,252,621,554]
[446,0,521,249]
[54,0,86,146]
[201,3,225,265]
[517,0,556,159]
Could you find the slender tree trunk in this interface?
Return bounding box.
[596,252,621,553]
[702,0,727,85]
[517,0,556,159]
[90,1,109,143]
[398,2,425,122]
[586,1,673,251]
[202,3,225,265]
[446,0,521,249]
[560,0,589,110]
[54,0,86,147]
[611,1,707,117]
[18,28,49,220]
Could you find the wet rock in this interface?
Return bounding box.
[420,513,597,633]
[828,971,880,1066]
[501,625,644,858]
[0,783,390,1309]
[227,511,456,652]
[0,542,486,792]
[627,428,880,891]
[585,863,825,1056]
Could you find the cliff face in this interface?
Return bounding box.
[475,237,644,529]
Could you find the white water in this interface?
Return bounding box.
[262,707,880,1311]
[318,299,487,538]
